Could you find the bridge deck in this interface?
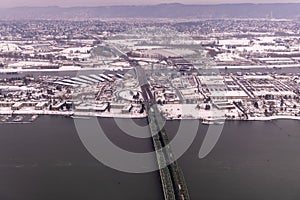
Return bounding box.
[134,62,190,200]
[147,104,190,200]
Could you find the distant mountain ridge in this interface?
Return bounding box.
[1,3,300,20]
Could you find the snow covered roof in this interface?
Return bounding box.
[0,43,21,52]
[0,85,36,91]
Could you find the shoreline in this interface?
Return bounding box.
[247,115,300,121]
[1,110,300,122]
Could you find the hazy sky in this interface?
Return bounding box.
[1,0,299,8]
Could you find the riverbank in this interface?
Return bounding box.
[0,109,147,119]
[1,109,300,122]
[248,115,300,121]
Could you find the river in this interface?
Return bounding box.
[1,116,300,200]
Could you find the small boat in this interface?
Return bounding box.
[213,121,225,125]
[202,120,214,125]
[13,115,23,122]
[202,119,225,125]
[29,115,39,122]
[71,115,91,120]
[0,116,8,122]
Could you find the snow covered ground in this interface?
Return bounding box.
[0,104,299,121]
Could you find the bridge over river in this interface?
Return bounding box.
[134,64,190,200]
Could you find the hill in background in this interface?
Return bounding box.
[1,3,300,20]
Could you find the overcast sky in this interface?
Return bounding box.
[0,0,298,8]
